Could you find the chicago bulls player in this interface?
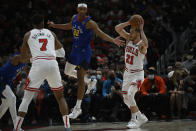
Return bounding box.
[115,16,148,128]
[14,14,72,131]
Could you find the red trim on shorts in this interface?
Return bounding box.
[16,118,21,131]
[125,67,143,74]
[121,91,127,94]
[25,87,40,92]
[24,78,30,90]
[51,86,64,91]
[32,56,55,61]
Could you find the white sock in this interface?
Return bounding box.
[136,111,142,118]
[15,116,24,131]
[62,115,70,128]
[132,112,137,120]
[75,100,82,109]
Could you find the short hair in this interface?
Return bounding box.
[31,13,44,26]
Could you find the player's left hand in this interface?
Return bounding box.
[113,36,125,47]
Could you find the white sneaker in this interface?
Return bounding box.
[127,114,148,129]
[138,113,148,125]
[69,107,82,119]
[126,119,140,129]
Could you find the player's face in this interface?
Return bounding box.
[77,7,87,17]
[129,28,138,41]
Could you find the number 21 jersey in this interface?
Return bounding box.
[125,40,145,71]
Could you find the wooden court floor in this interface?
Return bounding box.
[28,120,196,131]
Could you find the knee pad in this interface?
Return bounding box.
[64,62,77,78]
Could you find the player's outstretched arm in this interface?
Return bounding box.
[115,22,130,40]
[47,15,75,30]
[86,20,124,47]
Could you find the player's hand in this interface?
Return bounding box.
[47,20,55,28]
[113,36,125,47]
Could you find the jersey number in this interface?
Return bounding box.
[73,29,79,37]
[39,39,48,51]
[126,54,134,65]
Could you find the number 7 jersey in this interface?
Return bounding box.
[28,29,56,61]
[125,40,145,73]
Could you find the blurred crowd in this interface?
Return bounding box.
[0,0,196,128]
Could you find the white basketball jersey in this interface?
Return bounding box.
[28,28,56,60]
[125,40,145,72]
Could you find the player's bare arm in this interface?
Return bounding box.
[51,31,63,50]
[47,15,75,30]
[86,20,124,47]
[115,22,130,40]
[138,18,148,54]
[51,31,65,58]
[20,32,31,62]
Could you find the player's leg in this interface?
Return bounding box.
[15,90,35,131]
[69,67,86,119]
[0,98,8,119]
[53,90,71,130]
[1,85,17,127]
[126,80,148,128]
[47,61,71,130]
[64,61,97,93]
[15,64,44,131]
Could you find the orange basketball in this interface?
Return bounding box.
[129,14,143,28]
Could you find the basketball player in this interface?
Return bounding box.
[14,14,72,131]
[0,53,26,130]
[48,3,124,119]
[115,16,148,128]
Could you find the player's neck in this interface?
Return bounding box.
[132,37,140,45]
[77,15,87,22]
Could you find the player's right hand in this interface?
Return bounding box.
[47,20,55,28]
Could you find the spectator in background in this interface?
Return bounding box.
[102,70,122,97]
[182,65,196,115]
[167,71,184,119]
[182,52,196,71]
[140,67,168,119]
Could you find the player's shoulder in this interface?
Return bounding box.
[24,31,31,38]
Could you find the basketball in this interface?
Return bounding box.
[129,14,143,27]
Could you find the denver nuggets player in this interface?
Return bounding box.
[48,3,124,119]
[0,53,26,130]
[115,16,148,128]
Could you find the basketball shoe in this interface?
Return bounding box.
[127,113,148,129]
